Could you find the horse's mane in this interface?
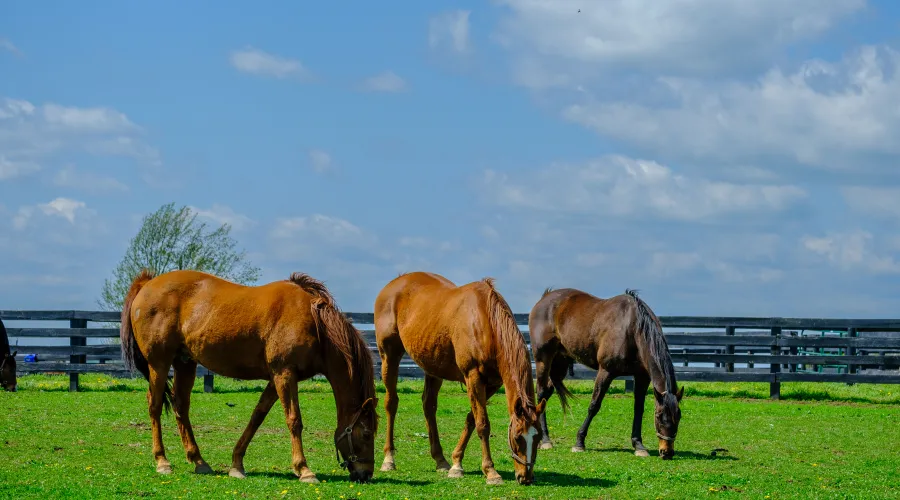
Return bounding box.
[483,277,536,414]
[626,289,679,413]
[541,287,553,299]
[0,318,9,355]
[287,273,377,405]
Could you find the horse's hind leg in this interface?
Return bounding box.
[630,373,651,457]
[172,359,213,474]
[230,381,278,478]
[448,384,499,479]
[377,333,403,472]
[148,364,174,474]
[422,375,450,471]
[273,370,318,483]
[572,367,614,453]
[534,348,569,450]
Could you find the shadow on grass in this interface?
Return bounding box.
[592,447,738,461]
[497,470,616,488]
[246,471,430,486]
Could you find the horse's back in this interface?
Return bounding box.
[374,272,486,381]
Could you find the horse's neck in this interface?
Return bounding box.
[322,350,363,420]
[638,334,675,394]
[497,350,533,415]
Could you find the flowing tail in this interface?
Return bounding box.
[551,357,575,414]
[120,269,172,414]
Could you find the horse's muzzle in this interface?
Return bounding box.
[349,469,372,483]
[659,449,674,460]
[516,473,533,485]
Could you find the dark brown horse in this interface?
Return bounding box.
[120,269,378,483]
[529,288,683,459]
[0,318,17,392]
[375,272,546,485]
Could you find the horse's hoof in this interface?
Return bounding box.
[228,468,247,479]
[486,475,504,486]
[571,446,585,453]
[380,461,396,472]
[195,463,214,475]
[634,449,650,458]
[300,474,320,484]
[436,462,451,472]
[448,466,464,479]
[156,464,173,475]
[539,441,553,450]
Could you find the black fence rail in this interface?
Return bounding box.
[3,310,899,399]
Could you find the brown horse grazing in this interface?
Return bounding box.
[1,318,17,392]
[529,288,684,459]
[120,269,378,483]
[375,272,546,486]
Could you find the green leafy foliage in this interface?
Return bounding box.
[98,202,261,312]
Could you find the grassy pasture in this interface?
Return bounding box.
[1,375,899,499]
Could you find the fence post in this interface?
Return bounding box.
[70,318,87,392]
[770,327,781,400]
[725,326,735,372]
[203,367,214,393]
[624,378,634,393]
[846,327,857,385]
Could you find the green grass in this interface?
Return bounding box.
[2,375,899,499]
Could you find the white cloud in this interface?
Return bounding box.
[229,47,311,80]
[53,166,129,194]
[359,71,408,93]
[842,186,900,220]
[308,149,333,173]
[494,0,864,80]
[0,156,39,180]
[0,38,21,57]
[42,103,136,133]
[270,214,375,261]
[429,10,471,54]
[802,230,900,274]
[480,155,806,222]
[0,97,160,172]
[13,197,92,229]
[560,46,900,173]
[189,204,254,231]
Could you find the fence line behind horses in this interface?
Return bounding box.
[2,310,900,398]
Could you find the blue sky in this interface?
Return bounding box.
[3,0,900,317]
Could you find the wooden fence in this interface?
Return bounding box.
[3,310,900,399]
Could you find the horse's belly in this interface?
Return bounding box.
[400,332,465,382]
[184,335,269,381]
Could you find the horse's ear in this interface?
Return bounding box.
[10,351,16,357]
[514,398,526,418]
[675,385,684,401]
[536,398,547,415]
[652,386,666,402]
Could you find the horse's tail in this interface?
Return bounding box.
[120,269,172,414]
[551,358,575,414]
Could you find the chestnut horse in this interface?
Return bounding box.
[120,269,378,483]
[529,288,684,459]
[375,272,546,486]
[1,318,17,392]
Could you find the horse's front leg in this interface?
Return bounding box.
[464,374,503,485]
[230,381,279,478]
[273,371,318,483]
[572,367,614,453]
[449,384,499,479]
[630,373,651,457]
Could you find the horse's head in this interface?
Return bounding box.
[508,397,546,485]
[653,385,684,459]
[1,350,17,392]
[334,397,378,483]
